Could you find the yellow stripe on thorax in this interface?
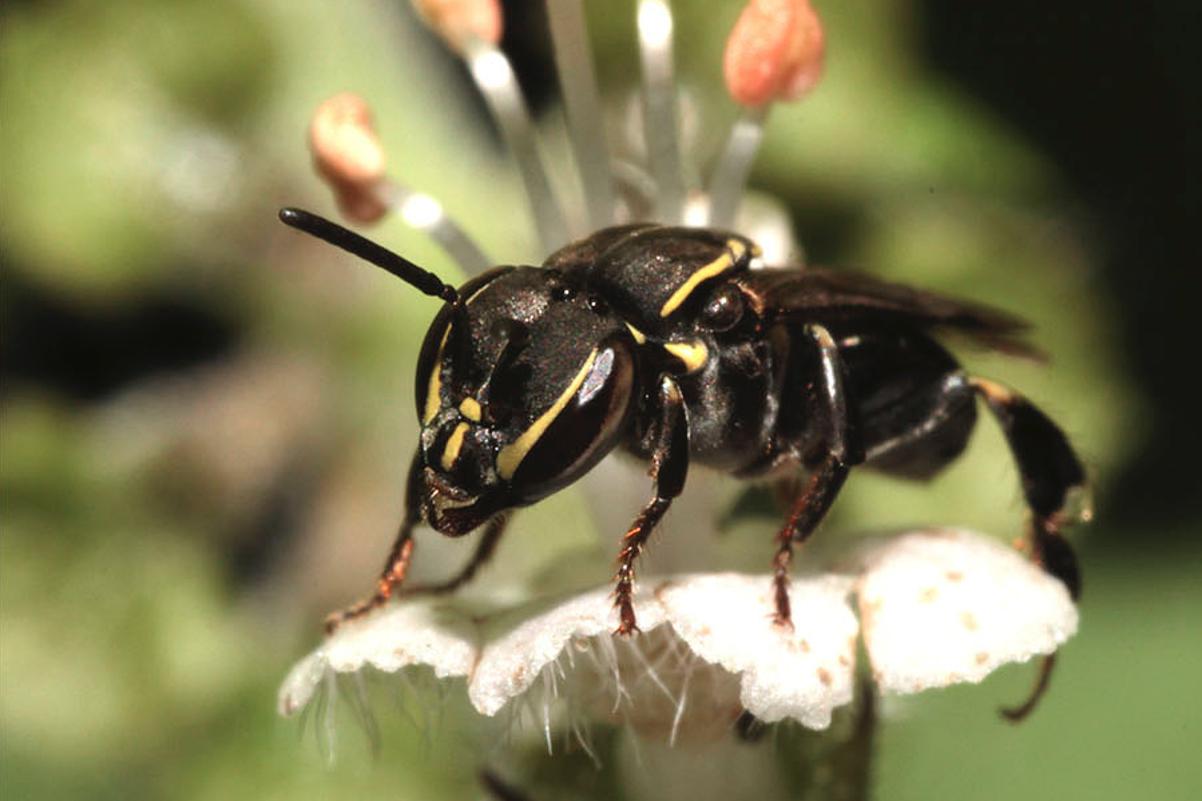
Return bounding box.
[663,339,709,373]
[496,349,598,480]
[659,239,747,318]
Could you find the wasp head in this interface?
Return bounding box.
[414,266,636,535]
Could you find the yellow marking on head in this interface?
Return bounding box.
[496,349,599,480]
[422,325,454,424]
[625,323,647,344]
[458,397,482,421]
[659,239,747,318]
[664,339,709,373]
[465,282,492,304]
[440,422,470,471]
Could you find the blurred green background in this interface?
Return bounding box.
[2,1,1199,799]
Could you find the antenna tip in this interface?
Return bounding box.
[412,0,503,53]
[308,93,389,224]
[278,207,302,226]
[724,0,826,108]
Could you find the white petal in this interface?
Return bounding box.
[857,529,1078,695]
[468,585,669,716]
[277,600,478,717]
[657,574,858,729]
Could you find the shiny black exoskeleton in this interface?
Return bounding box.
[279,209,1087,666]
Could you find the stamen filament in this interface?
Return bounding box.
[376,181,491,273]
[637,0,686,223]
[307,92,492,274]
[706,104,769,228]
[546,0,616,230]
[464,37,569,252]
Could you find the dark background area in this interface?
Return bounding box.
[920,0,1201,530]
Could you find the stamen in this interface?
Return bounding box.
[308,93,389,224]
[410,0,502,53]
[637,0,686,223]
[706,105,768,228]
[546,0,616,230]
[611,160,658,221]
[377,182,491,273]
[708,0,826,227]
[309,94,491,273]
[463,37,570,253]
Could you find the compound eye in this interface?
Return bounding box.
[415,307,454,422]
[699,284,745,332]
[499,341,635,502]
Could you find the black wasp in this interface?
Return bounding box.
[280,208,1086,645]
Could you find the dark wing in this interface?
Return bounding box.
[744,267,1043,359]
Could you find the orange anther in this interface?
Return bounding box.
[309,93,388,224]
[412,0,503,52]
[723,0,826,108]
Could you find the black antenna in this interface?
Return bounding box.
[278,207,459,304]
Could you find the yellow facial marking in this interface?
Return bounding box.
[664,339,709,373]
[496,349,599,480]
[423,324,453,424]
[440,422,470,471]
[659,239,747,318]
[459,397,482,421]
[625,323,647,344]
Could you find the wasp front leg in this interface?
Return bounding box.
[613,375,690,636]
[772,324,864,627]
[323,452,424,634]
[407,515,510,596]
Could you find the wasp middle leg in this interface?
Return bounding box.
[613,375,690,636]
[772,324,862,627]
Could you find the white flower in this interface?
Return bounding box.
[279,528,1076,743]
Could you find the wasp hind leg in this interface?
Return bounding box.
[971,377,1089,721]
[971,378,1089,599]
[772,325,864,628]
